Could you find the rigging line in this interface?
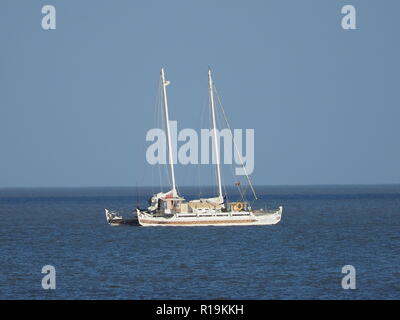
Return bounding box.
[151,80,161,193]
[235,181,245,202]
[226,146,246,202]
[138,134,148,206]
[213,86,243,204]
[137,106,150,206]
[242,184,249,201]
[230,148,245,201]
[155,78,164,193]
[159,82,172,192]
[197,93,208,198]
[135,180,140,209]
[214,86,247,203]
[209,82,226,200]
[153,78,162,194]
[215,98,228,200]
[213,84,258,201]
[209,88,220,198]
[139,153,147,190]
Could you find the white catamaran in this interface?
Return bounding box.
[135,68,283,227]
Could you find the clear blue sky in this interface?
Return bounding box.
[0,0,399,187]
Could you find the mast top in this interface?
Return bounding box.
[208,67,213,79]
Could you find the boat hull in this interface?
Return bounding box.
[105,209,139,226]
[137,207,282,227]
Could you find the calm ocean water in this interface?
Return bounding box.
[0,185,399,299]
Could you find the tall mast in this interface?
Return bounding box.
[160,67,177,195]
[208,68,223,201]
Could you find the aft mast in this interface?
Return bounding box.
[208,68,223,203]
[160,67,177,196]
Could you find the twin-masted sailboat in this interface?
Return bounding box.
[135,68,282,227]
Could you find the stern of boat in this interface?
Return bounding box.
[252,206,283,225]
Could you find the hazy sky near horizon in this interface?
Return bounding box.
[1,0,399,188]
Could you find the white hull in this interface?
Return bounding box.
[137,206,282,227]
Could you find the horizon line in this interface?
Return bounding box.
[1,182,400,190]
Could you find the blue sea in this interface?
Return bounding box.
[0,185,399,299]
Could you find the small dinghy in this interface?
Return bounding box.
[105,209,125,226]
[105,209,139,226]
